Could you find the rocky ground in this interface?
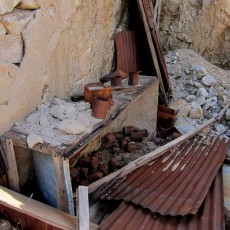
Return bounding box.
[165,49,230,139]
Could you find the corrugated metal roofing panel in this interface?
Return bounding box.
[100,169,225,230]
[101,137,229,216]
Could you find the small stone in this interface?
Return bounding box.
[196,87,209,99]
[189,101,203,119]
[0,34,23,63]
[226,109,230,120]
[17,0,40,10]
[175,67,182,79]
[214,123,227,135]
[196,96,206,106]
[58,119,87,135]
[185,95,196,102]
[201,74,216,87]
[174,117,199,134]
[0,23,6,37]
[0,0,21,14]
[193,82,202,88]
[169,99,188,113]
[184,68,190,75]
[39,114,50,127]
[193,65,208,79]
[2,9,35,35]
[27,132,43,148]
[177,104,192,118]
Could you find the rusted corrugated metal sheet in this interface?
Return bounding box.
[115,31,139,73]
[100,169,225,230]
[101,137,229,216]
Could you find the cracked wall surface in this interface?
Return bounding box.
[160,0,230,68]
[0,0,128,134]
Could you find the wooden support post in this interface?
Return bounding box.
[1,138,20,192]
[76,186,89,230]
[137,0,168,106]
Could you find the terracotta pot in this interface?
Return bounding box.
[128,72,139,85]
[92,97,111,119]
[84,83,112,104]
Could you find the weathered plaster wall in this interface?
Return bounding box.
[160,0,230,68]
[0,0,128,135]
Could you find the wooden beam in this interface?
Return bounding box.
[77,186,89,230]
[1,138,20,192]
[137,0,168,106]
[0,186,98,230]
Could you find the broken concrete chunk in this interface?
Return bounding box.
[27,132,43,148]
[50,104,77,120]
[0,34,23,63]
[193,65,208,79]
[201,74,216,87]
[174,117,199,134]
[196,87,209,99]
[39,114,50,127]
[0,23,6,37]
[17,0,40,10]
[196,96,206,106]
[58,119,87,135]
[0,0,21,14]
[77,113,90,127]
[2,9,35,35]
[169,99,188,113]
[76,101,91,111]
[189,101,203,119]
[214,123,227,135]
[177,104,191,118]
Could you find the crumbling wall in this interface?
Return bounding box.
[0,0,128,134]
[160,0,230,68]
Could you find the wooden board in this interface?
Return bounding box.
[0,186,98,230]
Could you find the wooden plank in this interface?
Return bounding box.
[53,156,74,214]
[77,186,89,230]
[0,186,98,230]
[1,138,20,192]
[137,0,168,105]
[89,116,219,196]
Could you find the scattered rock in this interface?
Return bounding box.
[59,119,87,135]
[169,99,188,113]
[193,82,202,89]
[17,0,40,10]
[214,123,227,135]
[193,65,208,79]
[0,0,21,14]
[175,67,182,79]
[27,132,43,148]
[189,101,203,119]
[201,74,216,87]
[196,96,206,106]
[39,114,50,127]
[174,117,199,134]
[185,95,196,102]
[26,112,40,123]
[177,104,191,118]
[196,87,209,99]
[0,34,23,63]
[226,109,230,121]
[2,9,35,35]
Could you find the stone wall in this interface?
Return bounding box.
[0,0,128,134]
[160,0,230,69]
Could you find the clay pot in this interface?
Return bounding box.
[92,97,111,119]
[84,83,112,104]
[128,72,139,85]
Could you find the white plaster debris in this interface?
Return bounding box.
[27,132,43,148]
[58,119,86,135]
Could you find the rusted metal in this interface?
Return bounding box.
[128,72,139,86]
[100,70,128,83]
[109,158,122,171]
[123,126,135,136]
[100,169,224,230]
[101,137,229,216]
[127,143,141,153]
[111,77,122,87]
[92,97,111,119]
[115,31,139,73]
[130,131,144,142]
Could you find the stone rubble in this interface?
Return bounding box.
[166,49,230,137]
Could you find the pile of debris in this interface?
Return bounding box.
[71,126,158,189]
[165,49,230,138]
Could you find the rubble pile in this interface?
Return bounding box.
[165,49,230,137]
